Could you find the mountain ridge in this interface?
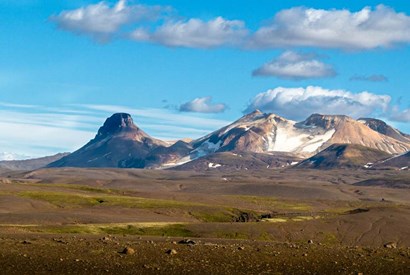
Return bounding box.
[45,111,410,169]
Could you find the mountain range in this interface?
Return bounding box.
[41,111,410,171]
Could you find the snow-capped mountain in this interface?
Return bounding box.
[188,111,410,161]
[0,152,31,161]
[47,111,410,170]
[189,110,337,159]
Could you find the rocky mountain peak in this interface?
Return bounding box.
[358,117,410,143]
[238,109,265,121]
[96,113,139,138]
[302,113,352,129]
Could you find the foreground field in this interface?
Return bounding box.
[1,234,409,274]
[0,167,409,273]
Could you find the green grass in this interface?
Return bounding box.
[18,191,203,209]
[215,231,250,240]
[232,195,312,211]
[101,224,195,237]
[189,209,236,222]
[29,223,196,237]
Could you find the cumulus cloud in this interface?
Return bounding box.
[244,86,391,120]
[388,107,410,122]
[252,51,336,80]
[131,17,248,48]
[251,5,410,50]
[52,3,410,50]
[350,74,388,82]
[179,97,227,113]
[51,0,168,40]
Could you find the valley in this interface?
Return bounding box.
[0,111,409,274]
[1,167,410,273]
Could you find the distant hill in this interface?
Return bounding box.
[372,152,409,170]
[295,144,391,169]
[0,153,69,170]
[171,151,302,172]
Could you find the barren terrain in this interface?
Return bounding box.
[0,167,409,274]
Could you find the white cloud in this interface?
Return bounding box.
[52,3,410,50]
[388,107,410,122]
[131,17,248,48]
[80,104,230,128]
[350,74,388,82]
[252,51,336,80]
[244,86,391,120]
[251,5,410,50]
[51,0,167,40]
[179,97,227,113]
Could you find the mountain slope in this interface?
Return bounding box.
[172,151,302,172]
[295,144,391,169]
[300,114,410,155]
[190,112,410,161]
[190,110,338,159]
[47,111,410,169]
[358,118,410,143]
[0,153,69,170]
[373,151,409,169]
[48,113,169,168]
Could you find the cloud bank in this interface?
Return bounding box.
[52,2,410,50]
[179,97,227,113]
[131,17,247,48]
[251,5,410,50]
[51,0,168,41]
[252,51,336,80]
[244,86,391,120]
[388,107,410,123]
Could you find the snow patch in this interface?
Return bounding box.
[364,163,373,169]
[301,129,335,153]
[272,123,334,153]
[0,152,32,161]
[160,155,193,169]
[192,140,222,158]
[208,162,222,168]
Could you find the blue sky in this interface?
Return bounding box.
[0,0,410,158]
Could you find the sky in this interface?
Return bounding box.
[0,0,410,158]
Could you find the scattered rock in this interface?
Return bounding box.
[21,240,31,244]
[178,239,196,245]
[53,238,68,244]
[308,240,314,244]
[238,246,245,250]
[384,242,397,249]
[121,247,135,255]
[166,249,177,255]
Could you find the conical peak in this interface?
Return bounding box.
[97,113,138,138]
[303,113,352,129]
